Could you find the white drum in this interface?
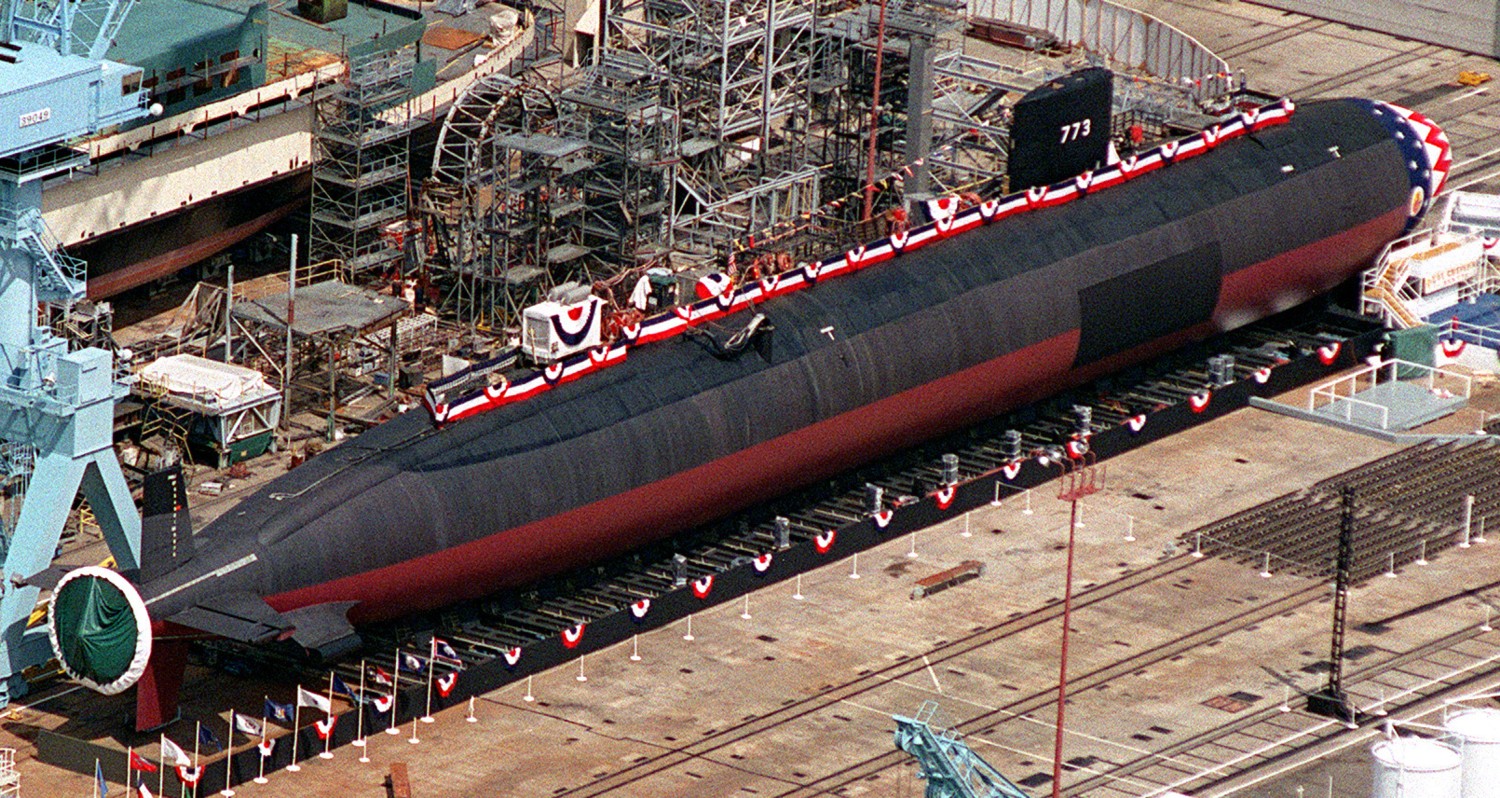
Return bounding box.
[1371,737,1462,798]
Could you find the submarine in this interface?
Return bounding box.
[45,97,1451,730]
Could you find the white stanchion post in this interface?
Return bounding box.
[850,553,860,579]
[962,513,972,538]
[577,655,587,682]
[1463,495,1475,548]
[793,574,804,601]
[408,715,420,745]
[353,662,367,751]
[1259,552,1272,578]
[1023,490,1033,515]
[1192,532,1204,558]
[287,704,301,772]
[320,673,335,758]
[523,675,534,702]
[466,697,477,723]
[684,615,695,642]
[1386,552,1397,579]
[740,595,751,620]
[991,483,1001,507]
[630,635,641,661]
[907,531,918,558]
[1124,515,1135,542]
[1417,539,1428,566]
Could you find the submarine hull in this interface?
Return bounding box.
[221,98,1433,622]
[41,97,1453,729]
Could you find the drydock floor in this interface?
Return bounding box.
[16,1,1500,796]
[19,390,1500,797]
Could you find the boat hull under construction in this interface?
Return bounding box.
[45,98,1450,729]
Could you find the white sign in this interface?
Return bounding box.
[19,108,51,128]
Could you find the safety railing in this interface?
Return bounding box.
[1308,358,1472,431]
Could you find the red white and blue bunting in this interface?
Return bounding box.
[314,716,337,740]
[436,671,458,698]
[502,647,522,667]
[630,599,651,619]
[692,575,714,599]
[815,529,836,554]
[752,553,773,573]
[427,100,1299,427]
[1189,390,1212,414]
[934,485,956,510]
[561,624,586,649]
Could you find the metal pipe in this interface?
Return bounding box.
[1052,495,1080,798]
[861,0,889,222]
[283,234,297,431]
[225,260,234,364]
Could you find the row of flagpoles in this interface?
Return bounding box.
[94,637,466,797]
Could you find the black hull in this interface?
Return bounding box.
[139,99,1416,623]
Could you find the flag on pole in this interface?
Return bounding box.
[159,737,191,768]
[331,673,355,699]
[257,737,275,758]
[264,698,294,726]
[234,714,264,739]
[431,638,462,667]
[400,652,425,674]
[296,685,331,714]
[129,751,158,773]
[95,759,109,798]
[198,724,223,752]
[370,665,393,686]
[436,671,458,698]
[136,777,154,798]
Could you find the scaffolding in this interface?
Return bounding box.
[601,0,823,256]
[560,55,679,266]
[309,41,420,274]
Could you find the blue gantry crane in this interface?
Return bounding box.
[0,0,152,704]
[894,702,1035,798]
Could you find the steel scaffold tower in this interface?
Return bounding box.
[309,42,419,274]
[559,54,679,267]
[603,0,822,256]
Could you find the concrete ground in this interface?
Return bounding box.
[22,398,1500,798]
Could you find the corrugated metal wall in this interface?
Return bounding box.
[1253,0,1500,57]
[969,0,1233,101]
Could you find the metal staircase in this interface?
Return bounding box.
[894,702,1033,798]
[9,207,87,303]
